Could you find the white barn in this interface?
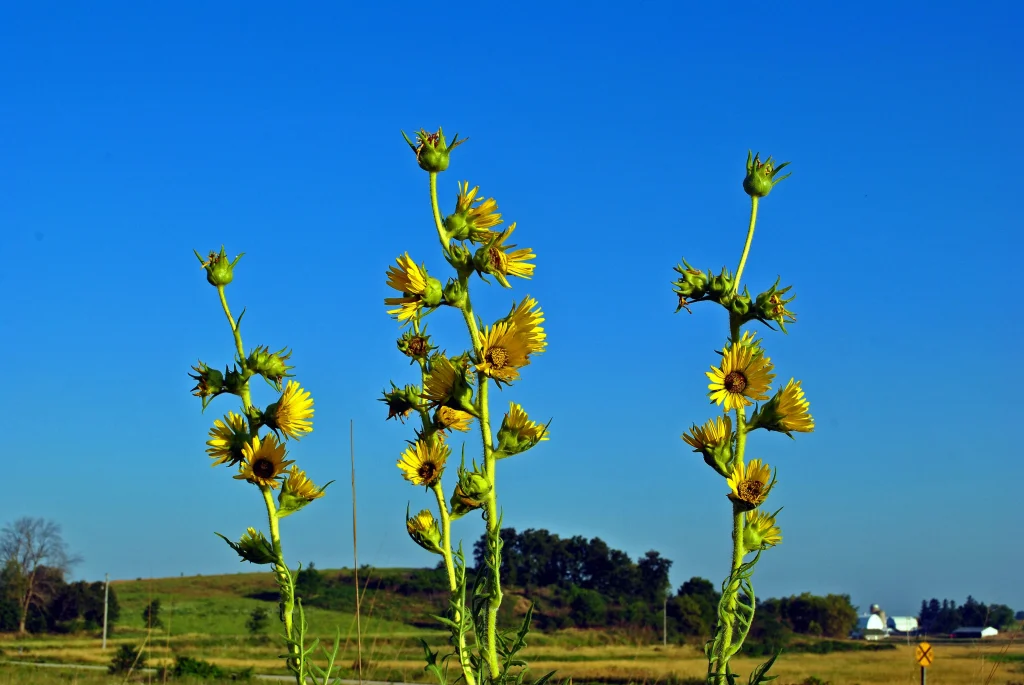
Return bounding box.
[852,613,888,640]
[887,616,919,634]
[951,626,999,638]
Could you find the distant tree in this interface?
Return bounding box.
[1015,610,1024,622]
[109,643,146,675]
[960,595,986,626]
[295,562,323,600]
[668,595,709,637]
[246,607,270,637]
[637,551,672,603]
[569,589,607,628]
[987,604,1015,630]
[142,599,163,629]
[0,518,81,633]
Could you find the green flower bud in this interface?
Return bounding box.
[380,383,422,423]
[194,246,244,287]
[401,127,466,173]
[189,361,224,409]
[406,507,444,555]
[708,269,733,298]
[215,527,277,565]
[422,275,444,308]
[729,291,751,317]
[753,278,797,333]
[743,151,791,198]
[443,279,467,309]
[397,328,435,362]
[444,243,474,277]
[247,345,295,391]
[450,464,491,520]
[223,366,247,396]
[445,213,470,241]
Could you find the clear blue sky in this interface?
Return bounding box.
[2,2,1021,620]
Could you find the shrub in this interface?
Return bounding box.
[108,644,146,675]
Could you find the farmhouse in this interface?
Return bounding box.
[950,626,999,638]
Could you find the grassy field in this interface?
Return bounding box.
[1,571,1021,685]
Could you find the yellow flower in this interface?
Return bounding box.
[234,433,294,489]
[502,296,547,355]
[435,406,474,433]
[422,355,475,411]
[476,322,531,384]
[706,341,775,411]
[743,510,782,552]
[396,439,449,487]
[496,402,550,457]
[206,412,249,467]
[385,253,442,322]
[682,415,732,453]
[281,465,327,501]
[265,381,314,440]
[775,379,814,433]
[726,459,775,510]
[445,181,503,242]
[474,223,536,288]
[406,509,444,554]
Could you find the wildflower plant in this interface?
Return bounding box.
[384,127,554,685]
[672,152,813,684]
[189,248,339,685]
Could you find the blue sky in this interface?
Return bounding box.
[2,2,1021,620]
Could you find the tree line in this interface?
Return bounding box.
[918,596,1016,633]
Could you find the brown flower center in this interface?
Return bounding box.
[418,462,438,483]
[487,347,508,369]
[408,336,428,357]
[488,247,509,273]
[724,371,747,393]
[738,480,764,503]
[252,458,276,480]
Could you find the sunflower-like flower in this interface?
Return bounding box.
[264,381,314,440]
[445,182,502,242]
[422,354,476,413]
[743,509,783,552]
[726,459,776,511]
[234,434,294,489]
[751,378,815,436]
[706,340,775,411]
[397,327,435,361]
[681,415,733,477]
[476,322,532,385]
[473,223,536,288]
[496,402,550,457]
[206,412,250,467]
[396,439,450,487]
[501,296,547,355]
[281,465,328,501]
[406,509,444,554]
[216,527,277,565]
[434,406,474,433]
[385,253,443,323]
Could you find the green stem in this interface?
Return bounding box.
[733,196,759,294]
[429,173,448,245]
[261,486,299,682]
[714,407,747,684]
[216,286,255,416]
[432,484,477,685]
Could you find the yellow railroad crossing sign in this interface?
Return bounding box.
[915,642,934,667]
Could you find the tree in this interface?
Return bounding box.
[637,551,672,603]
[569,589,607,627]
[246,607,270,637]
[0,518,81,634]
[142,599,164,629]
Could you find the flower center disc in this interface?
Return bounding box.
[418,463,437,483]
[724,371,747,393]
[488,348,508,369]
[253,458,276,479]
[739,481,763,502]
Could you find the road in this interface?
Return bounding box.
[0,659,417,685]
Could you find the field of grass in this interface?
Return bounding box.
[1,571,1022,685]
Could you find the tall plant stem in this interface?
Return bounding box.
[733,196,759,294]
[351,420,363,685]
[261,486,299,682]
[216,286,254,414]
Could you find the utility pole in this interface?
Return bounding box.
[102,573,109,649]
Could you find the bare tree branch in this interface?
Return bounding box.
[0,517,81,633]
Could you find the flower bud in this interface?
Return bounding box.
[450,465,491,520]
[223,366,247,396]
[443,243,474,276]
[742,509,782,553]
[189,361,224,408]
[743,151,791,198]
[672,259,710,307]
[401,127,466,173]
[443,278,468,309]
[247,345,295,391]
[708,269,733,298]
[729,291,752,317]
[278,465,331,518]
[397,328,435,362]
[194,246,244,287]
[215,527,277,565]
[406,508,444,555]
[381,383,422,423]
[753,278,797,333]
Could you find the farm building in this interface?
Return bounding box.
[887,616,919,635]
[950,626,999,638]
[852,613,888,640]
